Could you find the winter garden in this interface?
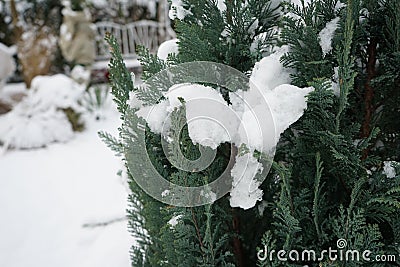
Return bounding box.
[0,0,399,266]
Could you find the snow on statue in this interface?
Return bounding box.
[59,2,96,65]
[0,43,16,90]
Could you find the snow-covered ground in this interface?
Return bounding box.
[0,84,132,267]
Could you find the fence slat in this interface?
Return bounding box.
[94,20,175,62]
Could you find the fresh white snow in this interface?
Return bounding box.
[157,39,179,61]
[0,84,133,267]
[217,0,227,13]
[169,0,192,20]
[250,46,292,90]
[331,66,340,97]
[383,161,398,178]
[137,45,313,210]
[319,17,340,57]
[230,153,264,210]
[0,75,85,149]
[335,1,346,11]
[136,99,170,134]
[168,214,183,228]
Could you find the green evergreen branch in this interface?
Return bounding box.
[312,152,324,242]
[137,46,167,81]
[98,131,123,157]
[105,33,134,117]
[335,0,357,133]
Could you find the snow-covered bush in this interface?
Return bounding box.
[0,74,85,149]
[133,47,313,209]
[101,0,400,266]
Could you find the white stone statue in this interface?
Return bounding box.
[59,2,96,66]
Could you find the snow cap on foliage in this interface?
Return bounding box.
[157,39,179,61]
[228,47,313,209]
[136,83,239,149]
[266,84,314,137]
[383,161,398,178]
[217,0,226,12]
[168,214,183,228]
[136,100,170,134]
[71,65,91,85]
[250,46,292,90]
[335,1,346,11]
[168,84,242,149]
[137,46,313,210]
[230,153,264,210]
[169,0,192,20]
[319,17,340,57]
[233,45,313,150]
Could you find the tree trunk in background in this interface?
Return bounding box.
[10,0,22,44]
[18,27,57,88]
[10,0,58,88]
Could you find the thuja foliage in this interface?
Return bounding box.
[101,0,399,266]
[260,0,400,266]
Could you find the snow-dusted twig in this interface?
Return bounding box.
[82,216,127,228]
